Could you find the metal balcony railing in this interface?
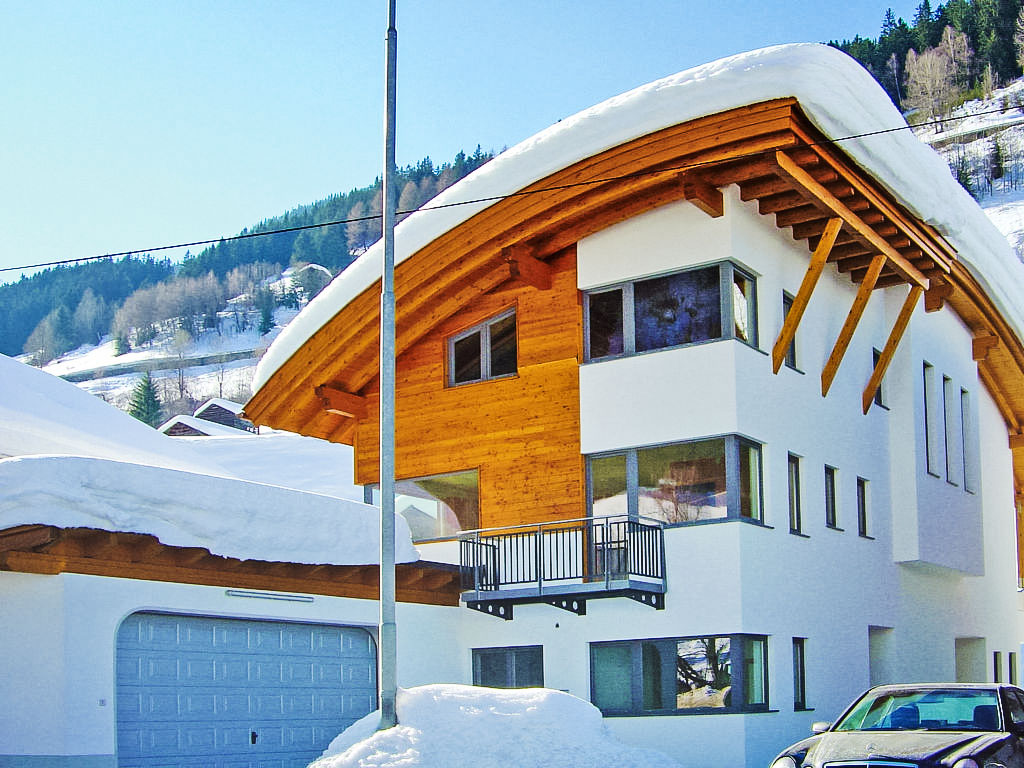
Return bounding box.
[458,515,666,619]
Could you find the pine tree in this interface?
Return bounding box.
[127,372,162,427]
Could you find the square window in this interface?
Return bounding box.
[448,310,517,386]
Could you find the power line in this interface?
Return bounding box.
[1,104,1015,276]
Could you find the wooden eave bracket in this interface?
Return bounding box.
[502,245,552,290]
[822,254,886,397]
[315,384,367,420]
[681,174,724,218]
[861,285,924,413]
[973,331,999,361]
[772,151,930,290]
[1010,431,1024,450]
[925,281,954,312]
[772,217,843,373]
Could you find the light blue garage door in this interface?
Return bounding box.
[116,612,377,768]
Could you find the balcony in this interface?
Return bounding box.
[458,515,666,620]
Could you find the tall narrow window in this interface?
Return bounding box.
[739,441,763,521]
[587,288,625,359]
[924,362,939,476]
[732,269,757,346]
[824,465,839,529]
[857,477,869,538]
[782,293,797,369]
[961,388,975,492]
[1011,652,1019,685]
[448,309,517,386]
[994,651,1004,683]
[943,375,961,486]
[744,637,768,707]
[872,348,885,407]
[793,638,808,710]
[788,454,802,534]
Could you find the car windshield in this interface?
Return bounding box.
[834,688,1002,732]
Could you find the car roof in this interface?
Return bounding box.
[865,683,1019,694]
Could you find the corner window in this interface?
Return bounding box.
[448,309,517,386]
[372,469,479,542]
[788,454,802,534]
[584,262,757,361]
[473,646,543,689]
[587,436,763,524]
[590,634,768,715]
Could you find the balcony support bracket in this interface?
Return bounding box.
[466,599,514,620]
[545,597,587,616]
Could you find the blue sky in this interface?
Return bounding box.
[0,1,918,280]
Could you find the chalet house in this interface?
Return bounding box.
[244,44,1024,767]
[159,398,258,436]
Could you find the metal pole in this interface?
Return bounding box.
[378,0,398,731]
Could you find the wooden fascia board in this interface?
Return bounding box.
[822,254,886,397]
[861,285,924,413]
[772,151,930,289]
[772,217,843,373]
[315,384,367,419]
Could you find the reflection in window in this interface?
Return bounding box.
[448,310,517,386]
[590,634,767,715]
[473,646,543,689]
[372,470,479,542]
[584,262,757,361]
[588,437,762,524]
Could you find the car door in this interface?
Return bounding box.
[997,689,1024,767]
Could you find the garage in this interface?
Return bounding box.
[115,612,377,768]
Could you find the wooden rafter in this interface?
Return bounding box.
[315,384,367,419]
[973,332,1000,361]
[822,254,886,397]
[502,245,552,290]
[772,217,843,373]
[681,173,724,217]
[772,151,930,289]
[861,285,924,413]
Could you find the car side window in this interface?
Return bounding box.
[1005,691,1024,727]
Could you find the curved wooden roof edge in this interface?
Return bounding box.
[245,99,1024,495]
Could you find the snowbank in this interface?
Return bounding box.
[0,454,417,566]
[254,43,1024,394]
[311,685,680,768]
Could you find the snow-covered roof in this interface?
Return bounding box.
[0,354,414,565]
[312,684,680,768]
[0,455,416,566]
[196,397,245,416]
[253,43,1024,393]
[158,414,247,437]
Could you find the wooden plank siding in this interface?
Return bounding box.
[353,251,584,530]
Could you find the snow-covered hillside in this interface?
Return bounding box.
[916,78,1024,261]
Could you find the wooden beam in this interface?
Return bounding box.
[772,217,843,373]
[822,254,886,397]
[0,525,58,552]
[773,151,930,289]
[502,245,552,290]
[1010,432,1024,450]
[862,285,924,413]
[681,174,724,217]
[315,384,367,420]
[973,331,1000,361]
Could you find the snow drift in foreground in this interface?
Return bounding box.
[0,455,418,565]
[310,685,681,768]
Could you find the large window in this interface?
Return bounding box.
[590,634,768,715]
[588,436,762,524]
[372,469,479,542]
[448,309,517,386]
[473,646,543,689]
[584,262,757,361]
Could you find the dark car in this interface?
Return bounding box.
[770,683,1024,768]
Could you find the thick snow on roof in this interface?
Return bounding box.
[254,43,1024,393]
[1,354,413,565]
[311,685,680,768]
[197,397,246,415]
[0,455,417,565]
[176,430,364,503]
[158,414,247,437]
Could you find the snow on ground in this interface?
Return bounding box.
[915,78,1024,146]
[255,43,1024,392]
[981,186,1024,259]
[311,685,681,768]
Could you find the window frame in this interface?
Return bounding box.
[447,308,517,387]
[923,362,940,477]
[589,634,770,717]
[824,465,840,530]
[586,435,764,526]
[871,348,886,408]
[788,454,802,535]
[793,637,809,711]
[856,476,870,538]
[472,645,544,689]
[583,261,758,363]
[782,292,797,370]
